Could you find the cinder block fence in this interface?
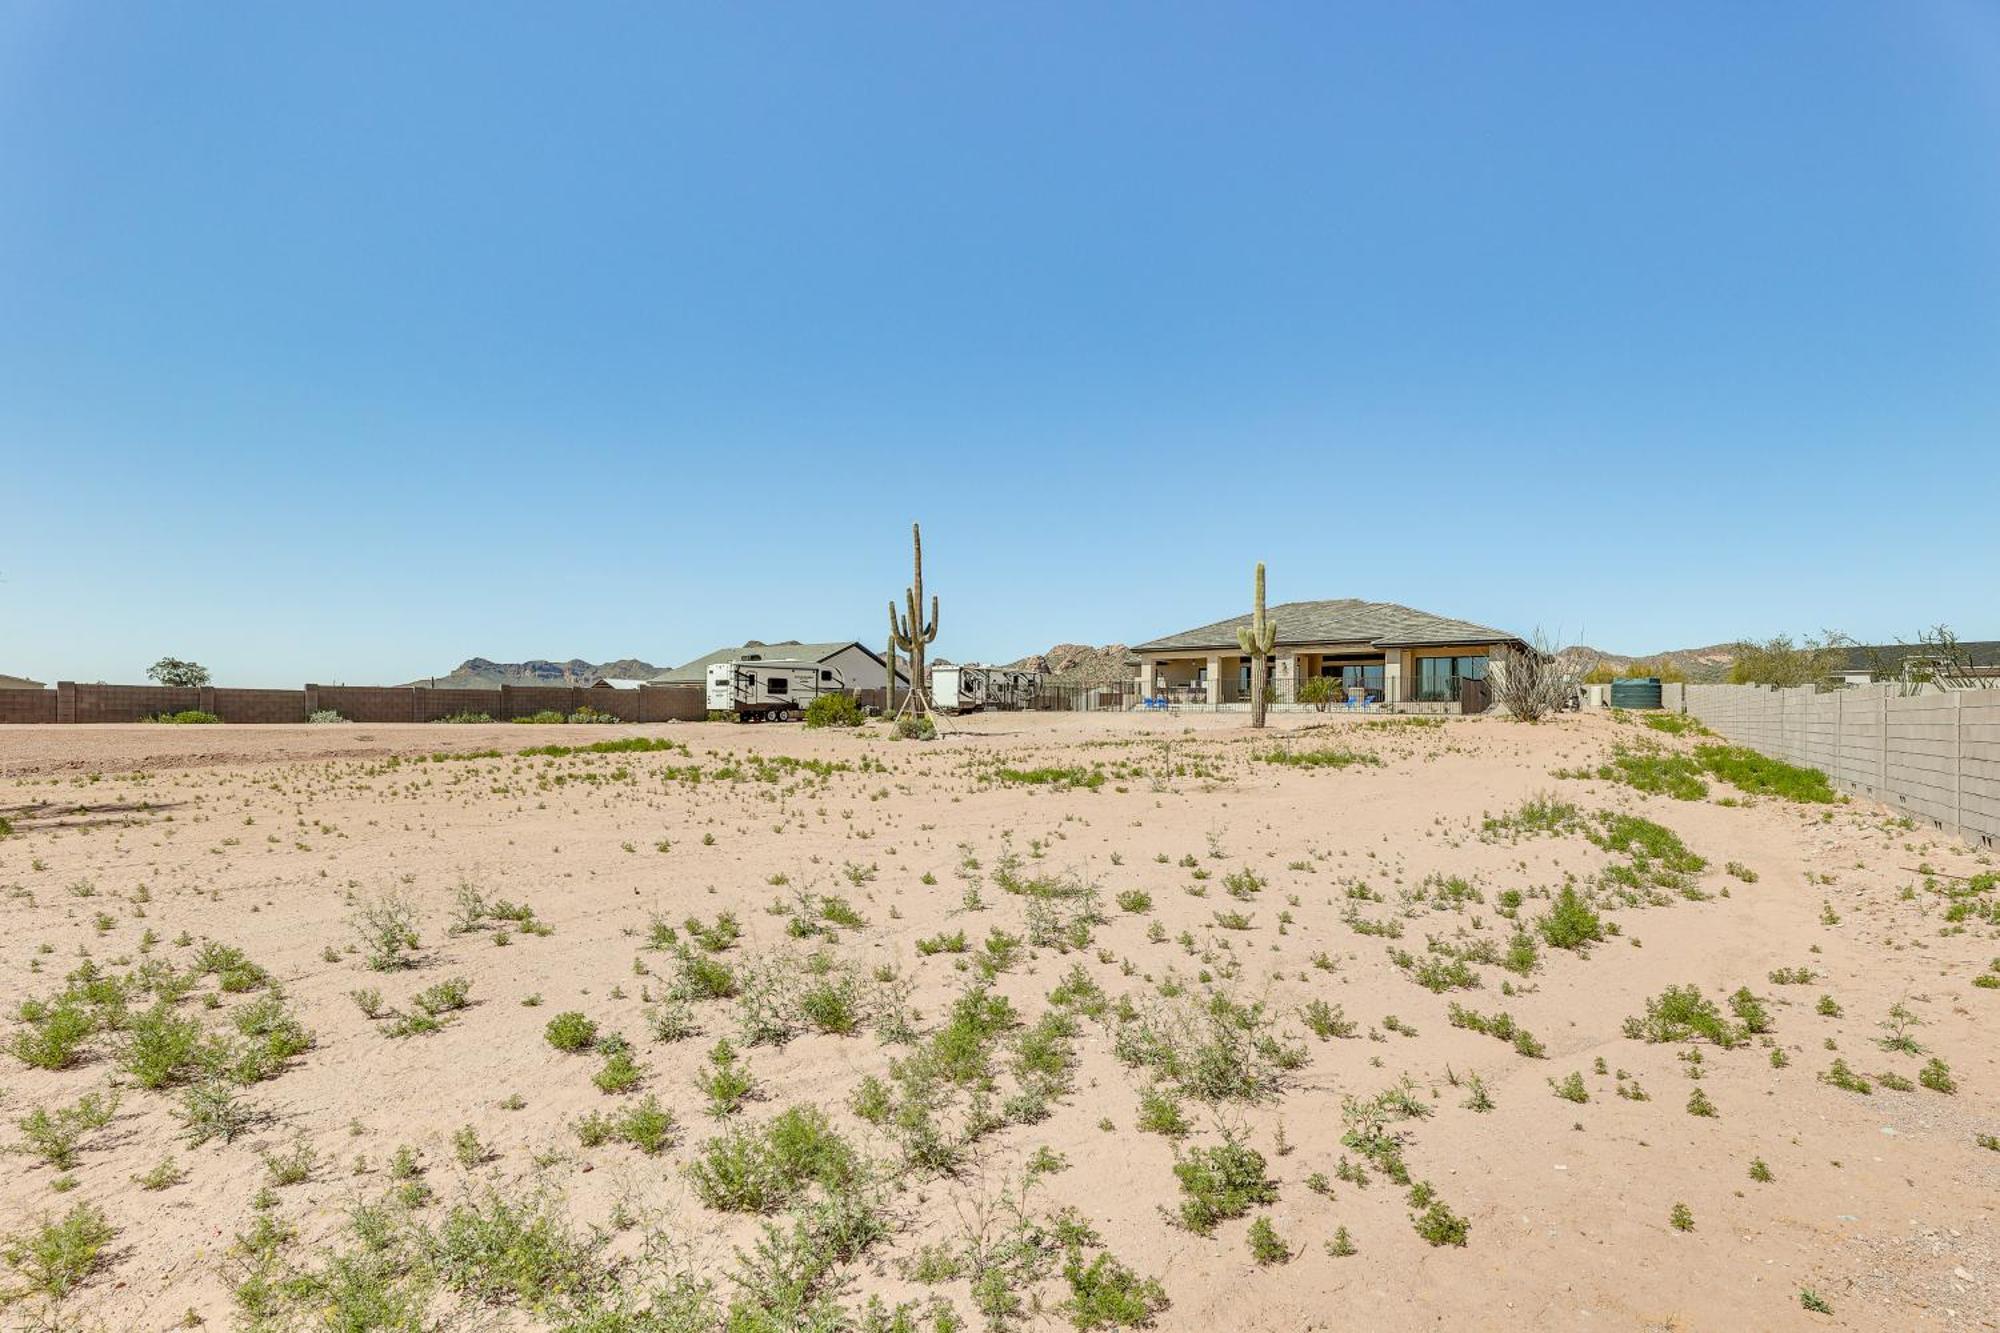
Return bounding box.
[2,681,708,726]
[1684,683,2000,847]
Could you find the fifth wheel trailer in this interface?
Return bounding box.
[933,665,1041,713]
[705,660,846,721]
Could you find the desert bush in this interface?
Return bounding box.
[686,1105,861,1214]
[1256,747,1382,770]
[565,706,618,724]
[350,892,422,971]
[804,693,865,729]
[1172,1137,1276,1234]
[438,711,493,724]
[1,1203,116,1303]
[1622,985,1744,1047]
[1538,885,1605,951]
[544,1012,598,1053]
[12,1092,118,1171]
[145,710,222,725]
[1060,1246,1170,1328]
[306,710,349,724]
[894,714,937,741]
[1492,633,1584,722]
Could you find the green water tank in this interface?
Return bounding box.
[1610,677,1663,710]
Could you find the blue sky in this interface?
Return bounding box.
[3,4,1996,686]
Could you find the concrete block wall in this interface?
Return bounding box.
[0,690,57,724]
[1685,683,2000,847]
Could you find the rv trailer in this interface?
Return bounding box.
[932,664,1041,713]
[931,664,989,714]
[705,660,846,722]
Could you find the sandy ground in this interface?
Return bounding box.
[0,711,1995,1331]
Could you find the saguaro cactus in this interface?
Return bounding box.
[889,522,939,716]
[1237,562,1277,728]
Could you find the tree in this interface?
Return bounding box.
[1726,634,1846,689]
[1236,563,1277,729]
[147,658,210,688]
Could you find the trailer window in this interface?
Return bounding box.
[820,670,833,682]
[766,677,789,696]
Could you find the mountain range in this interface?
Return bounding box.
[413,639,1762,690]
[406,658,666,688]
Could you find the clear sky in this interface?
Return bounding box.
[3,4,1996,686]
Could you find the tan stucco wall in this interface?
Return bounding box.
[1137,642,1502,706]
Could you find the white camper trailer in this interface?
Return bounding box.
[989,668,1040,711]
[931,664,989,714]
[705,660,846,722]
[932,664,1041,713]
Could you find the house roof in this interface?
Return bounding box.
[656,640,905,685]
[1133,600,1524,655]
[0,673,46,690]
[1840,640,2000,672]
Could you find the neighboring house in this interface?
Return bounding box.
[1132,599,1525,707]
[1834,640,2000,687]
[0,673,46,690]
[655,640,907,693]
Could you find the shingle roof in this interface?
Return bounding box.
[1132,600,1523,654]
[656,640,892,684]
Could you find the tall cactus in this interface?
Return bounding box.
[885,632,898,715]
[1237,562,1277,728]
[888,522,939,715]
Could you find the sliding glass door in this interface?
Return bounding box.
[1414,655,1487,702]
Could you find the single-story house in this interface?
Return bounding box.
[0,673,46,691]
[1131,599,1526,708]
[655,640,908,693]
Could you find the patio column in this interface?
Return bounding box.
[1205,655,1221,705]
[1274,650,1297,704]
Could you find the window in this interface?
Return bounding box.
[1415,655,1487,702]
[1317,659,1384,702]
[765,676,790,696]
[820,670,833,682]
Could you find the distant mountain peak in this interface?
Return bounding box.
[409,657,665,688]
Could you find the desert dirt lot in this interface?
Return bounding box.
[1,711,1995,1332]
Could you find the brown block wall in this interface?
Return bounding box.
[641,684,706,721]
[70,684,204,723]
[0,689,57,724]
[213,688,309,723]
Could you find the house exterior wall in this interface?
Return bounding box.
[1135,640,1502,708]
[822,644,893,692]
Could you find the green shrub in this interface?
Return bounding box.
[993,765,1106,790]
[1061,1247,1169,1329]
[803,693,865,728]
[1621,985,1744,1047]
[1246,1216,1290,1265]
[306,710,348,724]
[1,1203,116,1302]
[544,1012,598,1053]
[512,710,568,725]
[1256,747,1383,770]
[1538,886,1605,951]
[438,711,493,724]
[14,1093,118,1170]
[11,998,95,1071]
[1172,1139,1276,1234]
[894,715,937,741]
[1411,1199,1470,1247]
[685,1105,859,1214]
[1695,745,1838,803]
[144,710,223,725]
